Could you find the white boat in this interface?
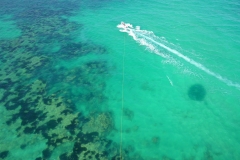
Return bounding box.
[117,21,133,29]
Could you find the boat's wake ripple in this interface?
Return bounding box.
[118,23,240,90]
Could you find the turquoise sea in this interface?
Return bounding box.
[0,0,240,159]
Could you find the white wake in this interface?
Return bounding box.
[118,23,240,90]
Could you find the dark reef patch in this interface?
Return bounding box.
[23,127,35,134]
[0,0,135,159]
[42,148,52,159]
[20,144,27,149]
[0,151,9,159]
[188,84,206,101]
[57,42,107,60]
[59,153,69,160]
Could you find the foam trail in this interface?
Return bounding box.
[121,27,240,90]
[166,76,173,86]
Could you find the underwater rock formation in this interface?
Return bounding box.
[0,0,142,159]
[0,151,9,159]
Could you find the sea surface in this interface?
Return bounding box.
[0,0,240,159]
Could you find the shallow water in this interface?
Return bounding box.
[0,0,240,159]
